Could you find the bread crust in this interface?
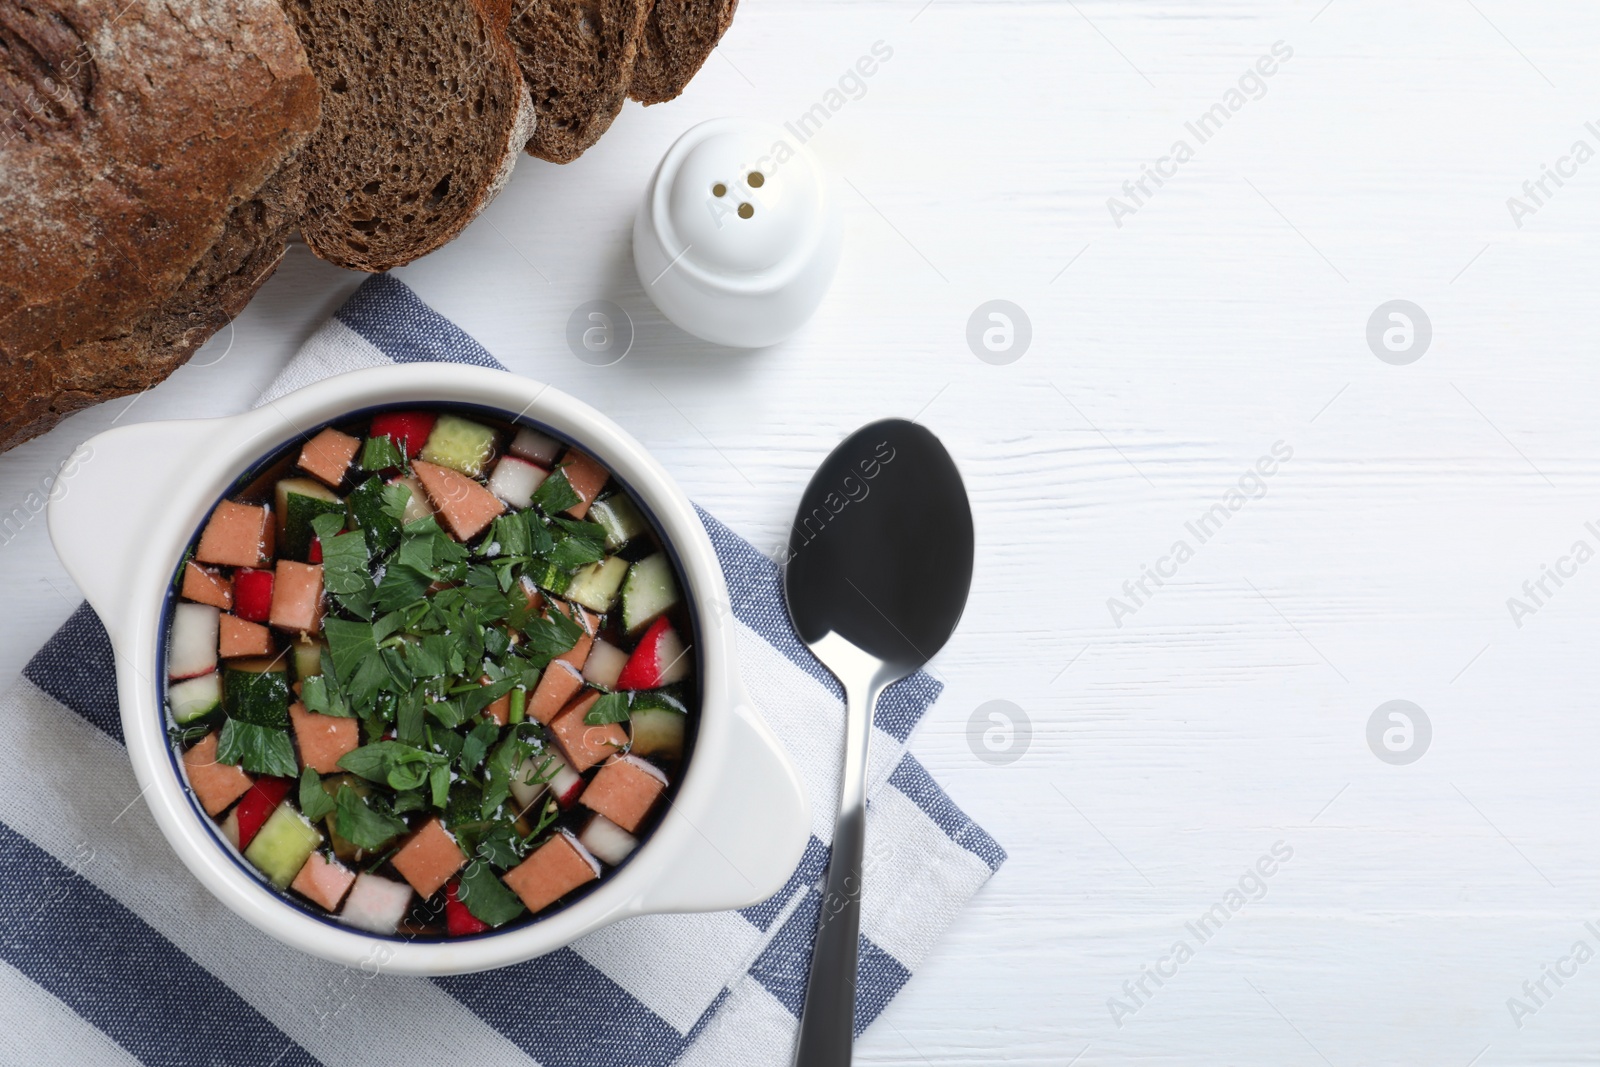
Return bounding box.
[0,0,320,451]
[0,0,320,357]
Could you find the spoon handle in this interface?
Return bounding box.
[792,670,880,1067]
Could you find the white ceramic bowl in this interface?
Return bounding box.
[47,363,809,975]
[634,117,843,348]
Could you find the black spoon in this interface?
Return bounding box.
[783,418,975,1066]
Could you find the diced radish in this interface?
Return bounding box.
[233,569,274,623]
[615,617,690,690]
[220,807,241,849]
[445,880,491,936]
[339,873,413,934]
[369,411,437,459]
[387,474,434,523]
[582,640,629,690]
[168,603,219,680]
[168,672,222,724]
[235,776,293,850]
[550,757,584,808]
[486,454,548,509]
[578,814,640,866]
[509,754,551,811]
[509,426,562,466]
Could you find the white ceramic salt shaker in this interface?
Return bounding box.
[634,118,843,348]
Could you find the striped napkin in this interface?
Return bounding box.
[0,274,1003,1067]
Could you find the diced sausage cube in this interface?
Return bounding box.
[579,755,669,833]
[269,561,323,634]
[549,691,626,773]
[181,562,233,610]
[413,460,505,541]
[219,614,273,659]
[501,830,600,914]
[558,451,608,519]
[289,701,359,774]
[290,852,357,912]
[390,817,466,900]
[528,660,584,725]
[183,732,254,816]
[549,601,596,671]
[298,427,360,488]
[196,501,273,568]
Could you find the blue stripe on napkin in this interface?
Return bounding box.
[0,821,321,1067]
[748,888,911,1037]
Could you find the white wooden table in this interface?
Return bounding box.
[6,2,1600,1061]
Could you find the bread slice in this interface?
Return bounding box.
[0,0,320,451]
[0,162,307,451]
[628,0,739,105]
[284,0,535,272]
[510,0,650,164]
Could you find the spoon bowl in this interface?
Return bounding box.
[783,418,974,1065]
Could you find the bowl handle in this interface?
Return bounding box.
[47,418,226,640]
[634,696,811,916]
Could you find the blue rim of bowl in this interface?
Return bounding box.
[155,401,703,943]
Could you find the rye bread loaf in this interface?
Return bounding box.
[510,0,649,164]
[0,0,320,363]
[628,0,739,105]
[0,162,307,452]
[283,0,536,272]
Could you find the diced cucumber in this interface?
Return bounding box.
[245,803,322,888]
[629,707,686,759]
[621,552,680,635]
[420,414,497,478]
[566,556,629,614]
[168,672,222,724]
[589,495,648,551]
[276,478,344,561]
[223,665,291,727]
[291,639,324,681]
[524,557,571,596]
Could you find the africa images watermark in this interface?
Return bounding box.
[1505,121,1600,229]
[1107,40,1295,228]
[707,40,896,230]
[1503,520,1600,629]
[1503,921,1600,1029]
[1107,440,1294,627]
[1109,841,1295,1028]
[0,442,94,549]
[772,438,897,566]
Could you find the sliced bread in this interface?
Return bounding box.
[510,0,650,164]
[628,0,739,105]
[0,162,307,451]
[0,0,320,449]
[283,0,535,272]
